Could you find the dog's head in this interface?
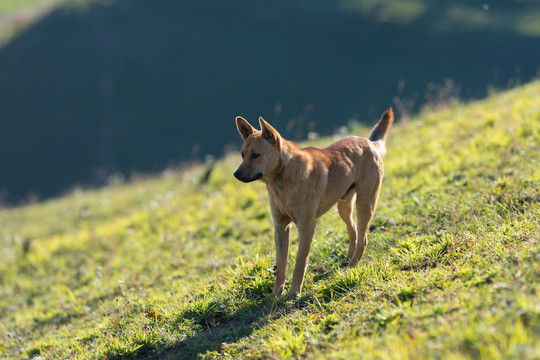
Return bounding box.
[234,116,282,183]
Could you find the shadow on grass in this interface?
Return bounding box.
[106,256,339,359]
[112,296,300,359]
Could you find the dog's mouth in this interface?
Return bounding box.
[234,171,263,183]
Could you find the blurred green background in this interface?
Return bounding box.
[1,0,539,204]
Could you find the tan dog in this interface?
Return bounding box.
[234,108,393,299]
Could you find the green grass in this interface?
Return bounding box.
[0,0,63,15]
[0,0,91,46]
[1,81,540,359]
[341,0,540,36]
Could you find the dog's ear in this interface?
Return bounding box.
[236,116,256,140]
[259,117,281,146]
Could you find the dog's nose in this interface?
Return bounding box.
[233,170,242,180]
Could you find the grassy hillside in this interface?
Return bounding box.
[1,81,539,359]
[0,0,72,46]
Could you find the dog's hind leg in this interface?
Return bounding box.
[348,179,382,268]
[338,190,357,260]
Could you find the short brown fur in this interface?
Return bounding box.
[234,108,393,299]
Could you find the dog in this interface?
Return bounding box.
[234,108,393,300]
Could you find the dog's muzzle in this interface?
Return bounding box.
[234,170,263,183]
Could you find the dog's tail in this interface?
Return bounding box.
[369,107,394,158]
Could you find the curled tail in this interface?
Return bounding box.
[369,107,394,158]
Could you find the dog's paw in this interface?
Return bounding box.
[269,286,284,298]
[346,256,362,269]
[284,291,300,301]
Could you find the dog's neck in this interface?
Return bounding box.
[263,157,285,185]
[263,140,294,186]
[274,164,285,187]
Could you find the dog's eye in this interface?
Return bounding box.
[241,151,245,159]
[251,153,261,159]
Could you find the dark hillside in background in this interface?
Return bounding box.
[0,0,539,203]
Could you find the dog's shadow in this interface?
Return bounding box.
[110,265,344,360]
[118,294,305,359]
[111,241,359,358]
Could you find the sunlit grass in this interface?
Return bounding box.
[0,0,93,46]
[340,0,540,36]
[1,81,539,358]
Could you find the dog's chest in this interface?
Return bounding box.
[267,183,327,223]
[266,185,301,221]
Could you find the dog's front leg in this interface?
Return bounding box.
[285,221,315,300]
[270,214,292,298]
